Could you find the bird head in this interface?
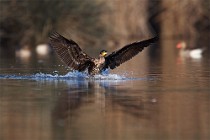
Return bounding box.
[176,41,186,49]
[99,50,108,57]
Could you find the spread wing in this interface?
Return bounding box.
[49,32,94,71]
[104,36,158,69]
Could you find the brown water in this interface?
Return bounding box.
[0,47,210,140]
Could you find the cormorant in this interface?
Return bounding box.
[49,32,158,75]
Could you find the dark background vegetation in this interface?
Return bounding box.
[0,0,209,56]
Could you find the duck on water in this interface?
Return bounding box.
[49,32,158,75]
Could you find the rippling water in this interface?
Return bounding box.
[0,48,210,140]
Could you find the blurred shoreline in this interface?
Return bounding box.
[0,0,209,59]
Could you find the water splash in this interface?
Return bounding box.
[0,71,131,81]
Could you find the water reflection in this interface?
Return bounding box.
[50,79,157,140]
[52,80,155,121]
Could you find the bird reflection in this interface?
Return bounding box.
[52,79,155,127]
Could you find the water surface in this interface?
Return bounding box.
[0,49,209,140]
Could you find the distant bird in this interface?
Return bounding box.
[36,44,51,56]
[176,41,204,59]
[49,32,158,75]
[15,45,31,58]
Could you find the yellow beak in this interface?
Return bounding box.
[101,52,107,56]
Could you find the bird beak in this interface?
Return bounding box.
[102,52,107,56]
[176,43,182,49]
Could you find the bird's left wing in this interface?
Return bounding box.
[49,32,94,71]
[103,36,158,69]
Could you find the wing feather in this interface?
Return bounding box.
[49,32,93,71]
[104,36,158,69]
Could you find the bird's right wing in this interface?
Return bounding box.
[49,32,94,71]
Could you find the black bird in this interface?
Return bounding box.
[49,32,158,75]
